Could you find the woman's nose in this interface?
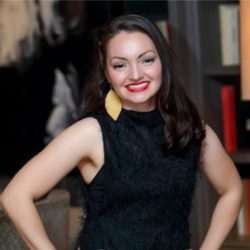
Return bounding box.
[129,64,143,81]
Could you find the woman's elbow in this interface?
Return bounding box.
[1,188,31,214]
[226,179,243,208]
[1,189,16,212]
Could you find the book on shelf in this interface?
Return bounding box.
[219,4,240,66]
[155,19,171,44]
[220,85,237,152]
[240,0,250,100]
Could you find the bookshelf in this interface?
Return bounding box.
[168,0,250,249]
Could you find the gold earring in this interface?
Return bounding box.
[105,89,122,121]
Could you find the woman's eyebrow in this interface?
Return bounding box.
[138,50,156,58]
[110,50,156,61]
[110,56,127,61]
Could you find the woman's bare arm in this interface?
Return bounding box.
[199,125,243,250]
[0,117,102,250]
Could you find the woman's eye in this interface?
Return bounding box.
[113,63,125,69]
[143,58,155,64]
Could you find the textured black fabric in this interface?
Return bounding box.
[76,108,201,250]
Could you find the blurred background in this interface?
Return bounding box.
[0,0,171,176]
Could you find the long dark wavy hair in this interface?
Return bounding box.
[80,14,205,151]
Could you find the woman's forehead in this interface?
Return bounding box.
[106,31,157,57]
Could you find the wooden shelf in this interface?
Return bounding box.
[229,150,250,165]
[222,226,250,250]
[204,65,240,77]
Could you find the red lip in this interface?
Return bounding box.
[127,85,149,92]
[125,80,149,92]
[126,80,148,86]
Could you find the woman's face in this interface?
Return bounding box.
[105,31,162,112]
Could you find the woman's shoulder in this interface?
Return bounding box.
[52,117,103,158]
[73,116,102,135]
[54,113,103,143]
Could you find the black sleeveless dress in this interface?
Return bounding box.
[76,108,201,250]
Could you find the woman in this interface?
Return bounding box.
[1,14,242,250]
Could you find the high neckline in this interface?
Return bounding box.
[118,108,163,127]
[122,108,158,115]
